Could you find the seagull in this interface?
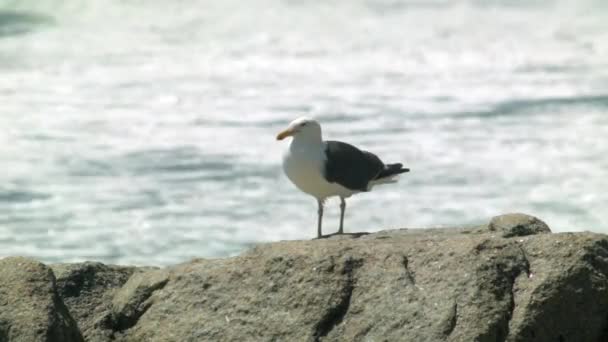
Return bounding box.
[276,117,409,238]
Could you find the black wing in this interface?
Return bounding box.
[323,140,384,191]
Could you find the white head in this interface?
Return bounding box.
[276,117,322,142]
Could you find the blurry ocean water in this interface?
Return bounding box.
[0,0,607,265]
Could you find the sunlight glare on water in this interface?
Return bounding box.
[1,0,607,264]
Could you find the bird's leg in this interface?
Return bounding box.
[338,197,346,234]
[317,199,324,238]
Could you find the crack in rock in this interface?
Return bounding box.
[442,302,458,337]
[503,276,517,342]
[502,244,533,342]
[312,257,362,341]
[517,245,532,277]
[111,272,169,333]
[401,256,416,286]
[475,242,533,342]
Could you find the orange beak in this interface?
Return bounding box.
[276,128,295,140]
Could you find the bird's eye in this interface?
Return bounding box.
[301,122,308,127]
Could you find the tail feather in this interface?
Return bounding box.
[375,163,410,180]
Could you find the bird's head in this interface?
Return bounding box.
[276,117,322,141]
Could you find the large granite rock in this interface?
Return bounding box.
[2,214,608,342]
[50,262,141,342]
[488,213,552,238]
[0,257,83,342]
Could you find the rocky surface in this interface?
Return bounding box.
[2,213,608,342]
[488,213,552,238]
[49,262,141,341]
[0,257,83,342]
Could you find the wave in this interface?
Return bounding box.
[0,10,53,37]
[452,94,608,118]
[0,188,51,203]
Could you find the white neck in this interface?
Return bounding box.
[290,131,323,150]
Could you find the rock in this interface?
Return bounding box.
[0,257,83,342]
[488,213,552,238]
[111,269,169,334]
[108,226,608,342]
[2,215,608,342]
[50,262,141,342]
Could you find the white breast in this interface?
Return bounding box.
[282,143,356,200]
